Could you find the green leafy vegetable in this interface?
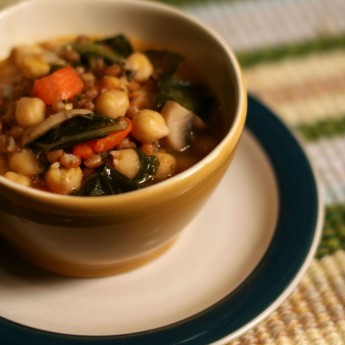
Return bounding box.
[145,50,184,76]
[98,34,133,58]
[72,34,133,66]
[102,150,160,194]
[72,42,123,65]
[29,113,128,152]
[156,76,214,116]
[134,149,160,185]
[102,166,133,195]
[76,172,107,197]
[77,150,160,196]
[147,50,214,116]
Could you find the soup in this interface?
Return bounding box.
[0,34,224,196]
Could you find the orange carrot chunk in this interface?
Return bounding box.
[91,119,133,153]
[141,143,154,155]
[72,142,95,160]
[72,119,132,159]
[32,66,84,105]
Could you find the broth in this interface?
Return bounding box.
[0,34,224,196]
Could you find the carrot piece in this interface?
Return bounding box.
[72,142,95,159]
[141,143,154,155]
[32,66,84,105]
[91,118,132,153]
[72,119,132,159]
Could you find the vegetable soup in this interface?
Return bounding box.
[0,34,224,196]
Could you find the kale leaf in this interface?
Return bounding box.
[145,49,184,77]
[76,150,160,196]
[29,114,128,152]
[72,34,133,66]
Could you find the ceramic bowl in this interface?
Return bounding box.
[0,0,247,277]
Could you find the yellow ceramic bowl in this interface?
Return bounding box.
[0,0,247,277]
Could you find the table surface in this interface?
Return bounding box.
[1,0,345,344]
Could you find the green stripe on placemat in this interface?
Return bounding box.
[297,117,345,141]
[317,205,345,258]
[237,35,345,68]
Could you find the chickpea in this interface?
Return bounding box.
[60,153,81,169]
[125,52,154,82]
[4,171,31,187]
[45,164,83,195]
[46,149,64,164]
[17,55,50,79]
[131,109,169,144]
[111,149,140,179]
[155,152,176,180]
[84,154,104,169]
[15,97,46,128]
[95,89,129,119]
[98,76,127,92]
[9,149,43,176]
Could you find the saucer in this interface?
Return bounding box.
[0,96,323,344]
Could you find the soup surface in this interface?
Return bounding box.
[0,34,224,196]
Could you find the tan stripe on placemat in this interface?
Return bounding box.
[243,50,345,126]
[229,250,345,344]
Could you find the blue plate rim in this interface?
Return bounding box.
[0,95,323,345]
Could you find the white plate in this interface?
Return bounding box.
[0,96,323,344]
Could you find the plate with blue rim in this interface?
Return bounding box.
[0,95,323,344]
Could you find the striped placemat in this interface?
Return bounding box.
[1,0,345,343]
[170,0,345,343]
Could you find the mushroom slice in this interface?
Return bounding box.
[160,100,195,151]
[22,109,92,147]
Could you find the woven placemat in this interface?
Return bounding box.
[1,0,345,343]
[173,0,345,343]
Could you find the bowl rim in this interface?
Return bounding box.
[0,0,247,207]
